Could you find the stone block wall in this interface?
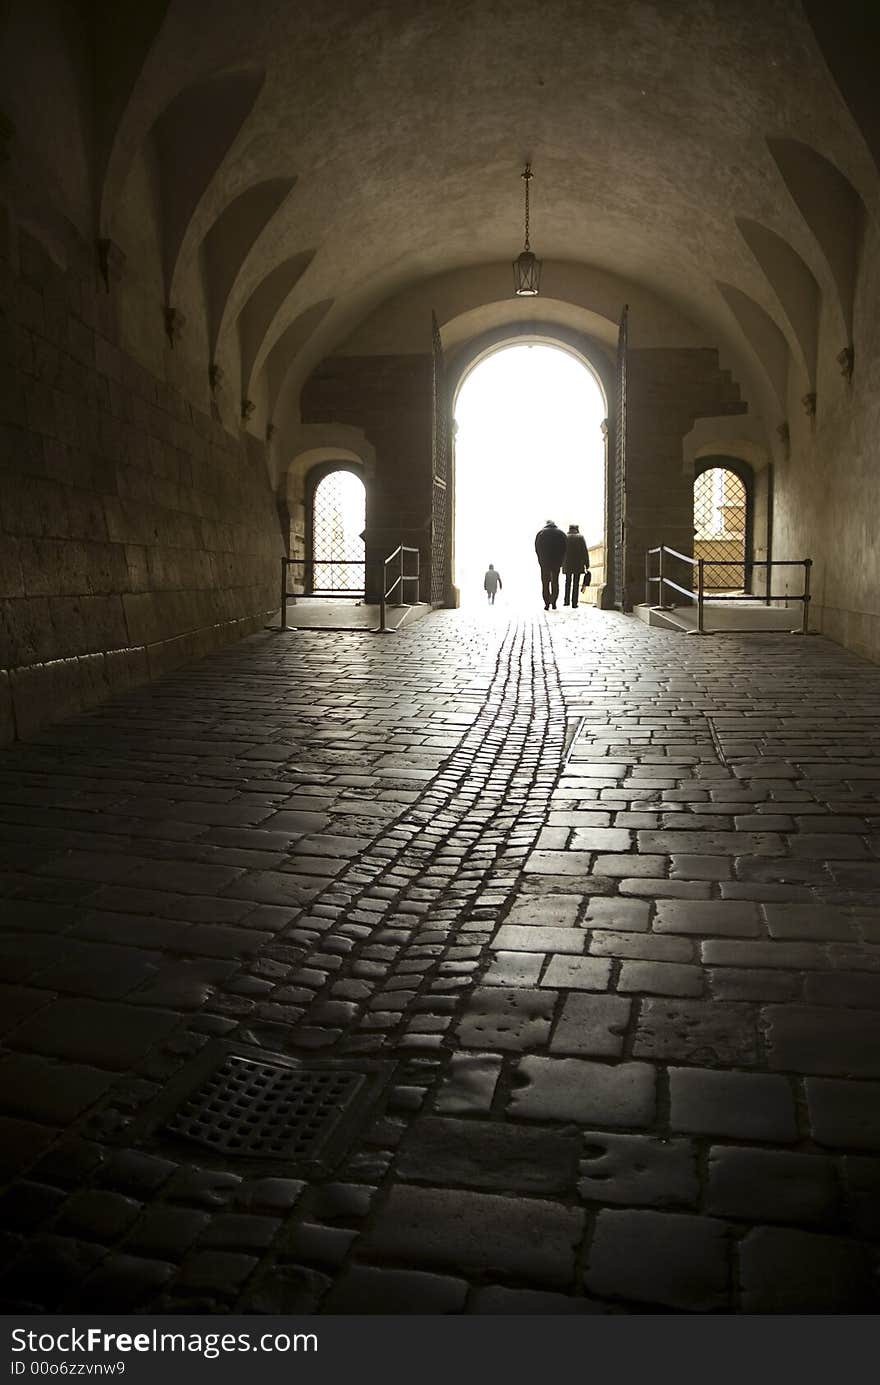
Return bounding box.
[301,355,433,601]
[625,348,747,608]
[770,221,880,663]
[0,225,284,743]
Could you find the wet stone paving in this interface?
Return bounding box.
[1,607,880,1313]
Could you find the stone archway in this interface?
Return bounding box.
[447,334,610,607]
[693,456,755,592]
[281,429,376,590]
[305,463,366,595]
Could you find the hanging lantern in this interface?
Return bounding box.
[513,162,542,296]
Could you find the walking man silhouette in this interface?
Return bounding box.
[484,564,502,605]
[563,524,591,607]
[534,520,567,610]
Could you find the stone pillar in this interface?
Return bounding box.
[625,348,747,607]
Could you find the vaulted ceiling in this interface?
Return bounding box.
[2,0,878,440]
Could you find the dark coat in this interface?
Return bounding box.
[563,532,590,574]
[484,568,502,592]
[535,523,567,568]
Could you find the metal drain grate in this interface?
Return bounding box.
[129,1043,396,1171]
[166,1054,366,1160]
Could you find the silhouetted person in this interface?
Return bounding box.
[563,524,591,607]
[484,564,502,604]
[534,520,567,609]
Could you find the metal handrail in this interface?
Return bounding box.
[645,545,812,635]
[647,544,696,567]
[658,577,697,601]
[279,547,422,632]
[378,545,420,633]
[700,558,809,567]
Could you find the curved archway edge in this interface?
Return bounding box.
[448,332,611,610]
[304,464,367,596]
[447,324,612,413]
[693,455,757,595]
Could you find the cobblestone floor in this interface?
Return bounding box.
[1,607,879,1313]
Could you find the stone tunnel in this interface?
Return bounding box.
[1,0,880,1321]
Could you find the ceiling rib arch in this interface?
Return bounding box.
[148,67,265,297]
[439,297,619,359]
[265,299,336,421]
[735,219,820,389]
[716,282,790,416]
[92,0,171,198]
[766,137,866,344]
[238,250,318,398]
[199,177,297,355]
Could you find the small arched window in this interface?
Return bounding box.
[310,468,366,593]
[694,464,749,591]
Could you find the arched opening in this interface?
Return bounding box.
[693,459,753,592]
[452,342,607,606]
[306,465,366,594]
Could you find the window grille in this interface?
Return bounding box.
[312,470,365,592]
[693,467,746,591]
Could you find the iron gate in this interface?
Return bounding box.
[431,310,451,606]
[612,305,628,609]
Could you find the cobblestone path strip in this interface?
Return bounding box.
[0,609,879,1313]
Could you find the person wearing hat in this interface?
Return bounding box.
[563,523,591,607]
[534,520,567,610]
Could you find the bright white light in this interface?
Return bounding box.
[453,343,606,605]
[313,470,365,591]
[334,471,366,544]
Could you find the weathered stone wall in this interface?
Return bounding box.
[625,349,747,608]
[0,223,284,744]
[300,355,433,601]
[771,218,880,662]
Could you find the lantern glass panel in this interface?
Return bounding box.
[513,250,542,296]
